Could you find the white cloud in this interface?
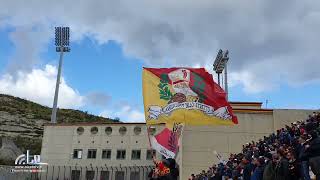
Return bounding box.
[84,92,111,107]
[6,27,50,74]
[229,71,274,93]
[1,0,320,94]
[0,64,84,109]
[100,105,145,123]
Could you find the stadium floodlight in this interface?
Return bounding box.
[55,27,70,52]
[213,50,224,73]
[51,27,71,124]
[213,49,229,99]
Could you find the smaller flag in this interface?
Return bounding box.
[149,123,184,159]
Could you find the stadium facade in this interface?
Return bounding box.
[40,102,314,180]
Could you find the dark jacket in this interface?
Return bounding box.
[251,165,264,180]
[274,158,290,180]
[300,137,320,161]
[209,174,222,180]
[243,163,254,180]
[309,156,320,175]
[263,161,275,180]
[288,159,300,180]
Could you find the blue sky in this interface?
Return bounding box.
[0,1,320,122]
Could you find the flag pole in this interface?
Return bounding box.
[146,124,157,163]
[174,123,184,159]
[146,125,153,150]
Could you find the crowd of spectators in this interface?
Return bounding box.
[190,112,320,180]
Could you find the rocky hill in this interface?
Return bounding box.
[0,94,117,165]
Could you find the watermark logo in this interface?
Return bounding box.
[14,150,46,165]
[11,150,47,173]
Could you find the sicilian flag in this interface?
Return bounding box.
[143,67,238,126]
[150,123,184,159]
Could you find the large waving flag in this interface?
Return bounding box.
[143,67,238,126]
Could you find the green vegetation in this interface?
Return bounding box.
[0,159,12,165]
[0,94,119,165]
[12,136,42,155]
[0,94,117,123]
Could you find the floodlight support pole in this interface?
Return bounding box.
[51,47,64,123]
[217,73,220,86]
[224,62,228,100]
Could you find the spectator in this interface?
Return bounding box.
[263,153,276,180]
[242,155,254,180]
[211,168,222,180]
[274,149,290,180]
[189,174,195,180]
[301,129,320,179]
[297,135,312,180]
[287,151,300,180]
[251,156,265,180]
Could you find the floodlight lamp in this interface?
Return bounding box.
[224,50,229,58]
[55,26,70,52]
[213,49,230,72]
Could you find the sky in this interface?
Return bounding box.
[0,0,320,122]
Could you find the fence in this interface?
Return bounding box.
[0,165,155,180]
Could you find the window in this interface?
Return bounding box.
[119,127,127,135]
[71,170,80,180]
[134,126,142,135]
[131,150,141,160]
[116,150,126,160]
[86,170,95,180]
[91,127,98,134]
[100,171,110,180]
[102,149,111,159]
[105,127,112,135]
[87,149,97,159]
[76,127,84,135]
[73,149,83,159]
[146,150,156,160]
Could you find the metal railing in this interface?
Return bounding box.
[0,165,155,180]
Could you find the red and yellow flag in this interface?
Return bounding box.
[143,67,238,126]
[150,122,184,159]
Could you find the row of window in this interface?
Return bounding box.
[76,126,157,136]
[73,149,156,160]
[72,170,142,180]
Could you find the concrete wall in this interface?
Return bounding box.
[41,124,165,180]
[273,109,314,130]
[41,124,165,167]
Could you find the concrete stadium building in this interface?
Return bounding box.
[40,102,315,180]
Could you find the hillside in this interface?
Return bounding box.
[0,94,118,165]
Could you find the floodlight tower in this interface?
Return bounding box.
[51,27,70,123]
[213,50,223,86]
[213,49,229,100]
